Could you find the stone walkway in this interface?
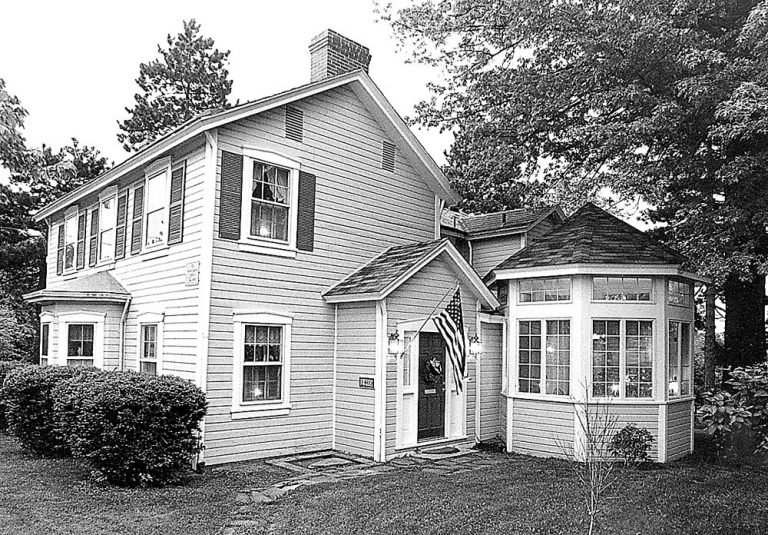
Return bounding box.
[222,446,507,534]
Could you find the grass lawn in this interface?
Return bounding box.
[2,432,768,535]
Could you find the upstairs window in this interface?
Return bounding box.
[519,278,571,303]
[593,277,652,302]
[40,323,50,366]
[99,196,116,262]
[250,161,290,242]
[67,324,94,367]
[64,213,78,270]
[668,280,692,307]
[145,169,168,247]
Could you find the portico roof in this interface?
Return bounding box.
[24,271,131,304]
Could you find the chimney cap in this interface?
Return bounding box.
[309,29,372,82]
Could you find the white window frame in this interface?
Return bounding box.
[668,280,692,307]
[143,157,172,251]
[518,277,572,304]
[98,185,118,263]
[40,313,53,366]
[590,318,655,401]
[592,276,654,303]
[63,206,79,273]
[239,148,301,258]
[57,311,105,368]
[231,311,293,419]
[137,312,164,375]
[516,318,572,398]
[668,320,693,399]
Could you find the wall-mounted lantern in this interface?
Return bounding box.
[388,332,403,356]
[469,335,482,356]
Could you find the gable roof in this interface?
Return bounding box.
[35,70,460,222]
[491,203,687,275]
[24,271,131,304]
[441,206,564,238]
[323,238,498,308]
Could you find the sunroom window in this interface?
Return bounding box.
[669,321,692,397]
[250,161,290,242]
[592,320,653,399]
[593,277,652,301]
[668,280,692,307]
[519,278,571,303]
[67,324,94,367]
[518,319,571,395]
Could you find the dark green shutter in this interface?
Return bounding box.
[56,223,65,275]
[75,211,87,269]
[114,192,128,259]
[219,151,243,240]
[88,207,99,267]
[167,161,186,245]
[296,171,316,252]
[131,185,144,254]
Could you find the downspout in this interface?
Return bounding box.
[118,297,132,371]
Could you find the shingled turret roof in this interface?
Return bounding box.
[492,203,686,273]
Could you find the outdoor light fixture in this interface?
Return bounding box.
[469,335,482,356]
[388,332,403,356]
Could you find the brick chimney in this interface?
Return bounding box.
[309,29,372,82]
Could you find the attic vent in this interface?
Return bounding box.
[382,140,395,172]
[502,213,507,224]
[285,106,303,142]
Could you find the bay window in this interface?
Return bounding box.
[668,280,692,307]
[139,324,158,374]
[592,319,653,399]
[668,321,692,397]
[593,277,652,302]
[40,323,50,366]
[67,324,94,367]
[518,319,571,396]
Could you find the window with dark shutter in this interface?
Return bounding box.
[167,161,186,244]
[114,192,128,259]
[219,151,243,240]
[131,185,144,254]
[56,223,65,275]
[75,211,87,269]
[285,106,303,142]
[382,140,395,172]
[88,207,99,267]
[296,171,316,252]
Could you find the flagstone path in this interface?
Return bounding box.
[222,446,508,534]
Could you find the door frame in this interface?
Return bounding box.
[395,317,466,449]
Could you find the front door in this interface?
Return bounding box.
[418,332,446,441]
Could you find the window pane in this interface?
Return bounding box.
[669,321,680,396]
[594,277,652,301]
[146,209,166,246]
[146,171,166,211]
[625,321,653,398]
[41,324,49,357]
[518,321,541,393]
[140,361,157,375]
[403,334,412,386]
[545,320,570,395]
[593,320,620,397]
[99,229,115,261]
[681,323,691,396]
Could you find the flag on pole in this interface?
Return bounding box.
[433,288,468,393]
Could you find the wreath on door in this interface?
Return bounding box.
[423,357,443,385]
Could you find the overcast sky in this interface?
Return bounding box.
[1,0,450,167]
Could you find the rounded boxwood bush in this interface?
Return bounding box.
[0,360,30,431]
[2,365,101,455]
[53,371,207,487]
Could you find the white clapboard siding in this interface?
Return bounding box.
[384,255,480,458]
[41,140,207,382]
[598,403,661,460]
[667,399,693,460]
[511,398,574,457]
[204,86,438,465]
[479,321,503,440]
[471,235,522,279]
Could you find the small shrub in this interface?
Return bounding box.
[0,360,30,431]
[53,371,207,487]
[697,363,768,457]
[609,424,654,466]
[2,365,101,455]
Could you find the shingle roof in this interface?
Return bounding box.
[492,203,687,272]
[324,239,446,298]
[24,271,131,303]
[441,206,560,235]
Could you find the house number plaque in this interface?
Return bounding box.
[185,261,200,287]
[358,377,375,389]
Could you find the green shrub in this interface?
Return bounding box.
[0,360,30,431]
[697,363,768,457]
[53,371,207,486]
[608,424,655,466]
[2,365,101,455]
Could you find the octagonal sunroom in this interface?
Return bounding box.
[486,203,708,462]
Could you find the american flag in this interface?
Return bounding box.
[433,288,468,392]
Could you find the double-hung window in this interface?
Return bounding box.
[233,312,292,418]
[67,324,94,367]
[593,277,652,301]
[668,321,692,397]
[99,195,116,262]
[518,320,571,396]
[250,161,290,242]
[592,320,653,398]
[145,169,168,247]
[40,323,50,366]
[64,213,78,271]
[139,324,158,374]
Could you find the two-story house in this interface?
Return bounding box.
[25,30,705,465]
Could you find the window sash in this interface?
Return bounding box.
[64,215,78,269]
[144,171,168,247]
[519,278,571,303]
[518,320,570,396]
[592,277,652,302]
[592,319,654,399]
[668,281,691,307]
[67,324,95,367]
[99,197,116,261]
[669,321,692,397]
[242,324,284,403]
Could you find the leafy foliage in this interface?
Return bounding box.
[53,371,207,486]
[1,365,99,455]
[117,19,233,152]
[609,424,655,466]
[0,360,29,430]
[697,363,768,456]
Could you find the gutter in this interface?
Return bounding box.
[118,297,132,371]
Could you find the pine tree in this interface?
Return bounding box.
[117,19,233,152]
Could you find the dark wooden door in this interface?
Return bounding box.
[418,332,446,441]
